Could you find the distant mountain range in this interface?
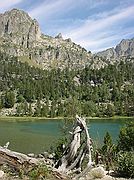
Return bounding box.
[0,8,134,70]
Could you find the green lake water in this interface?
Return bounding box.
[0,118,133,154]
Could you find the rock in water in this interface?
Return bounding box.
[28,153,35,157]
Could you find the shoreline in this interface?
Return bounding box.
[0,115,133,122]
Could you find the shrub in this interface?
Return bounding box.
[4,91,15,108]
[53,137,68,160]
[118,121,134,151]
[116,151,134,178]
[28,165,51,180]
[100,132,116,170]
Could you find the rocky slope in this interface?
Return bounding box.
[96,38,134,60]
[0,9,134,70]
[0,9,91,70]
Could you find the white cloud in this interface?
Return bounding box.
[61,5,134,52]
[29,0,74,19]
[0,0,23,12]
[29,0,107,20]
[0,0,133,52]
[64,5,134,40]
[81,30,134,52]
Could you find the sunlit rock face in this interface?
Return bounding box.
[115,38,134,57]
[1,9,133,70]
[0,9,92,70]
[0,9,41,48]
[96,38,134,60]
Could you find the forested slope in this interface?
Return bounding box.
[0,52,134,117]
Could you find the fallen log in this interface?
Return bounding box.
[0,145,39,172]
[0,146,69,179]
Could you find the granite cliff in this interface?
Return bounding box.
[0,9,91,70]
[0,9,134,70]
[96,38,134,60]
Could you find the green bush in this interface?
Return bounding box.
[116,151,134,178]
[4,91,15,108]
[118,121,134,151]
[28,164,50,180]
[116,122,134,178]
[53,137,68,160]
[100,132,116,170]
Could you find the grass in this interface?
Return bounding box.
[0,115,133,122]
[87,116,134,120]
[0,116,65,122]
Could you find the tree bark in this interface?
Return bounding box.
[56,115,93,174]
[0,146,38,172]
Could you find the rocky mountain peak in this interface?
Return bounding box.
[55,33,63,39]
[0,8,41,48]
[0,9,133,70]
[115,38,134,57]
[0,9,92,70]
[96,38,134,60]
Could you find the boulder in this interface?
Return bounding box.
[0,170,4,178]
[89,166,106,179]
[28,153,35,157]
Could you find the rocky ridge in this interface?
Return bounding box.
[96,38,134,60]
[0,9,91,70]
[0,9,134,70]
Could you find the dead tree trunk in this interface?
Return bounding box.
[56,115,93,174]
[0,146,39,172]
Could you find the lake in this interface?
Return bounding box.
[0,118,132,154]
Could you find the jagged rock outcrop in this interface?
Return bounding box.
[0,8,41,48]
[96,38,134,60]
[55,33,63,39]
[0,9,133,70]
[0,9,91,70]
[115,38,134,57]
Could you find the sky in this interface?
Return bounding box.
[0,0,134,52]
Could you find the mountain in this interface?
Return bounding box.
[0,9,91,70]
[0,9,134,70]
[0,9,134,117]
[96,38,134,60]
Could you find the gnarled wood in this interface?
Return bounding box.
[56,115,93,174]
[0,146,39,172]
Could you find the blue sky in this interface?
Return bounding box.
[0,0,134,52]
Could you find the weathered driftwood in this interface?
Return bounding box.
[0,145,39,172]
[0,146,69,179]
[56,115,93,174]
